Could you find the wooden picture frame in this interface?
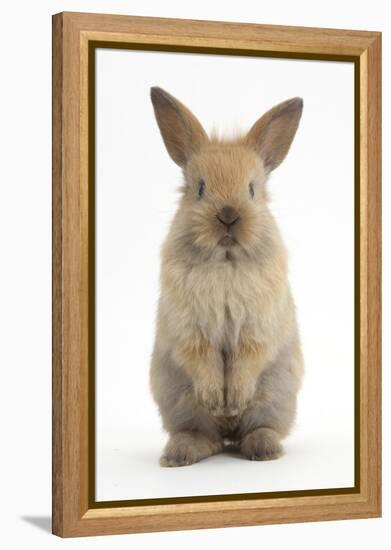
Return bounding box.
[52,11,381,537]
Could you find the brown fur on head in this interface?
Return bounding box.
[150,87,303,261]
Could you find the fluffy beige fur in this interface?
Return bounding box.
[149,87,304,466]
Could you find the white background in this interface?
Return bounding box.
[96,50,354,500]
[0,0,389,548]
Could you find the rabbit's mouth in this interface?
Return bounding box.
[219,234,237,247]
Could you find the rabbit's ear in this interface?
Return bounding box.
[246,98,303,173]
[150,87,208,167]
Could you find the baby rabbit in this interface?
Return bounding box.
[150,87,304,467]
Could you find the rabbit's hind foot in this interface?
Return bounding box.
[160,431,223,467]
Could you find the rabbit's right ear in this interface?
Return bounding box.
[246,97,303,174]
[150,87,208,167]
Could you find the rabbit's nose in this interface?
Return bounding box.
[216,206,240,227]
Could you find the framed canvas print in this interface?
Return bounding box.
[52,12,381,537]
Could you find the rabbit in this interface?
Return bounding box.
[149,86,304,467]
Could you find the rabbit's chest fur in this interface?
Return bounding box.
[178,258,281,350]
[188,262,247,343]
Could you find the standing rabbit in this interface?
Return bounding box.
[149,87,304,467]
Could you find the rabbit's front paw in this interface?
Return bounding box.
[194,378,224,415]
[225,376,255,416]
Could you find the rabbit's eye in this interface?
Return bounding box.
[249,182,255,199]
[198,179,206,199]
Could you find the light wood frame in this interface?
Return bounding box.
[52,11,381,537]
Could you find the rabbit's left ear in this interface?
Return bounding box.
[246,97,303,173]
